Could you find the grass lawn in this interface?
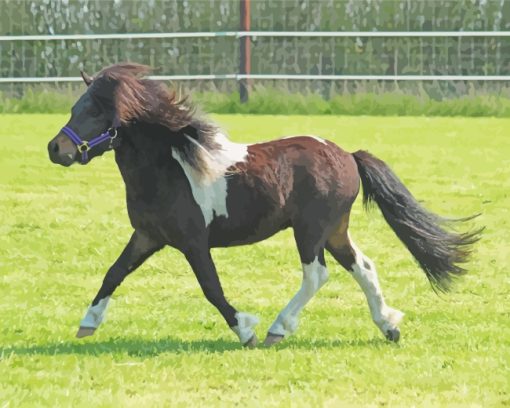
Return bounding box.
[0,114,509,407]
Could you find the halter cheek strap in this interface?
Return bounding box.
[61,124,119,164]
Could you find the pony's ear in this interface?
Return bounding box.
[80,70,94,86]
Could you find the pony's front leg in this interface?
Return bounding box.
[184,245,259,347]
[76,230,163,338]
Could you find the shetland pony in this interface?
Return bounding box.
[48,64,480,347]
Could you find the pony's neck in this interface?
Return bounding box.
[114,122,180,186]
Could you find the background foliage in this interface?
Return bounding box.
[1,0,510,101]
[3,86,510,117]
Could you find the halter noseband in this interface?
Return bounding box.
[61,123,120,164]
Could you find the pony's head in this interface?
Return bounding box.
[47,63,192,166]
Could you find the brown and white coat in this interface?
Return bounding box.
[48,64,481,346]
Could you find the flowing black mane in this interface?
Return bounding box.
[90,63,231,181]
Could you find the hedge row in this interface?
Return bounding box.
[2,88,510,117]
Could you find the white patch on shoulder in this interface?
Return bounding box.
[283,135,327,145]
[213,132,248,166]
[172,132,248,226]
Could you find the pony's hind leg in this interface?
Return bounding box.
[264,226,329,346]
[326,223,404,342]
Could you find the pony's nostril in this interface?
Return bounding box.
[52,141,59,153]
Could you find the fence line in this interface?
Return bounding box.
[2,31,510,42]
[240,74,510,81]
[1,74,509,83]
[1,31,509,89]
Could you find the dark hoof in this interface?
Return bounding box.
[264,332,285,347]
[385,328,400,343]
[243,334,258,349]
[76,326,96,338]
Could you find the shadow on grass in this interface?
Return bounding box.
[1,336,391,357]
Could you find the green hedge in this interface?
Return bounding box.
[2,87,510,117]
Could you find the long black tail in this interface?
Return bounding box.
[352,150,482,292]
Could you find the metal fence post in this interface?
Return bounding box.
[239,0,251,103]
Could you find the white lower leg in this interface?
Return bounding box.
[349,239,404,334]
[231,312,259,344]
[269,257,328,337]
[80,297,110,329]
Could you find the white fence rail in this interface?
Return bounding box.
[2,31,510,41]
[1,75,509,83]
[1,31,510,83]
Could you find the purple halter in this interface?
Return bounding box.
[61,123,119,164]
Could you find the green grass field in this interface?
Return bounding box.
[1,114,509,407]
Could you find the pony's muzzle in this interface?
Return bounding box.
[48,133,77,167]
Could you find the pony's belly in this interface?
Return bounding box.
[208,216,290,247]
